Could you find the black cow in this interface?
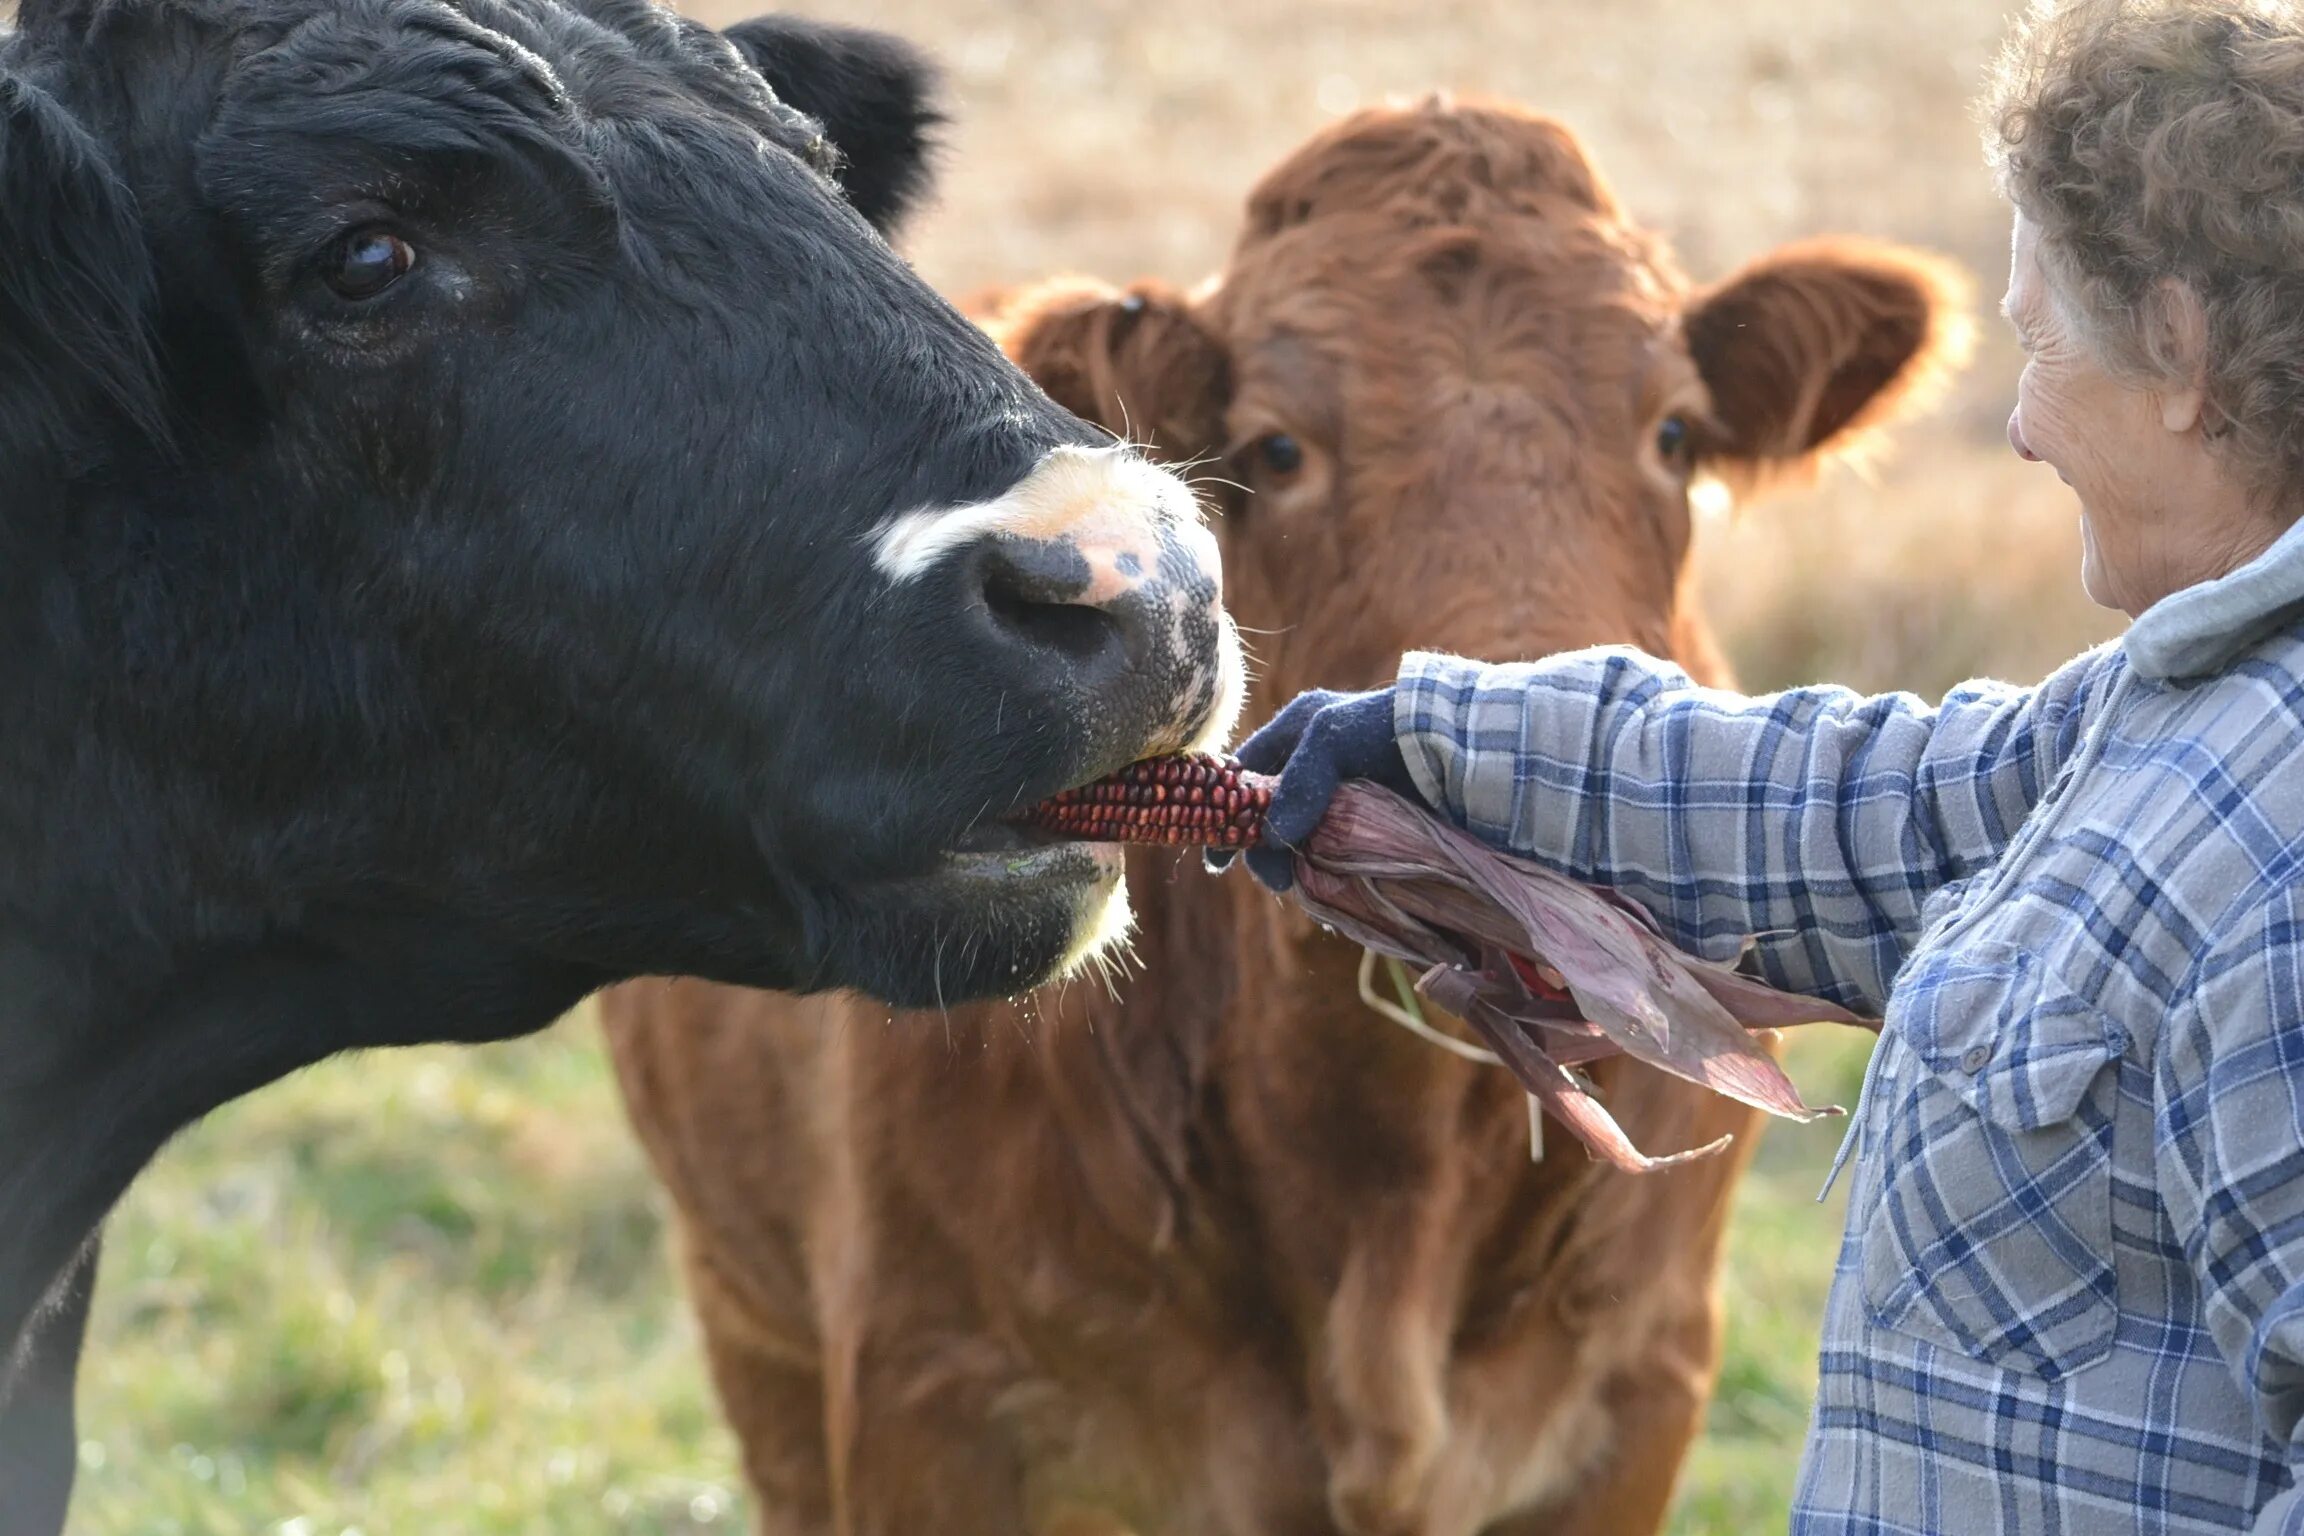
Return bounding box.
[0,0,1244,1527]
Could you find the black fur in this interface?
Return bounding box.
[0,0,1179,1525]
[724,14,944,236]
[0,66,164,460]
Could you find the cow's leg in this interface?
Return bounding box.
[0,1232,99,1536]
[1037,1514,1139,1536]
[693,1321,834,1532]
[833,1377,1030,1536]
[687,1261,1032,1536]
[1489,1299,1720,1536]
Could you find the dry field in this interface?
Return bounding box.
[713,0,2121,701]
[65,1,2127,1533]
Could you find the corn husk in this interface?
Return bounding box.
[1286,783,1874,1173]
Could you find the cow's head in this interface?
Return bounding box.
[985,98,1969,710]
[0,0,1241,1010]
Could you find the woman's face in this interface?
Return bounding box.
[2003,212,2190,612]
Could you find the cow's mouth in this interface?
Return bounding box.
[938,814,1122,884]
[950,819,1063,855]
[822,801,1130,1011]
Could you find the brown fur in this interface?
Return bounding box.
[601,99,1971,1536]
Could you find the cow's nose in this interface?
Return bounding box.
[968,451,1233,737]
[974,535,1131,669]
[870,444,1241,755]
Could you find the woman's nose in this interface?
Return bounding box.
[2007,408,2041,462]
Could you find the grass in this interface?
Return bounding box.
[69,1022,741,1536]
[63,0,2136,1531]
[1667,1030,1873,1534]
[71,1019,1883,1535]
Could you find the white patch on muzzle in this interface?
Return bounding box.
[868,443,1199,586]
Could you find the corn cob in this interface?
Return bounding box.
[1018,754,1276,848]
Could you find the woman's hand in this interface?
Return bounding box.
[1210,687,1418,890]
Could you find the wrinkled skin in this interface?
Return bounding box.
[610,99,1976,1536]
[0,0,1241,1528]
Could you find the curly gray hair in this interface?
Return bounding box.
[1986,0,2304,501]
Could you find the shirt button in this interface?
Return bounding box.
[1961,1044,1992,1073]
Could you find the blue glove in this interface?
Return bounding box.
[1210,687,1416,891]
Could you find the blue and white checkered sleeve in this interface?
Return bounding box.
[1391,643,2112,1011]
[2159,886,2304,1536]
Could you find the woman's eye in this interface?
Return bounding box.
[1258,433,1304,476]
[325,229,417,301]
[1656,414,1691,465]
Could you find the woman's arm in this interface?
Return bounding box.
[1392,643,2114,1011]
[2157,885,2304,1534]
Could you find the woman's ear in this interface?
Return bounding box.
[2147,277,2212,435]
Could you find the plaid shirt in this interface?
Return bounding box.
[1393,618,2304,1534]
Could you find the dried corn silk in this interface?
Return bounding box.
[1016,762,1874,1172]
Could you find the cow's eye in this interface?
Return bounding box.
[1656,414,1691,466]
[1258,433,1304,476]
[325,228,416,301]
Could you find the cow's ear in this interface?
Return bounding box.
[0,65,162,461]
[1684,237,1973,491]
[721,16,942,239]
[978,278,1233,463]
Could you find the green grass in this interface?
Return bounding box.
[68,1009,744,1536]
[68,1005,1875,1535]
[1666,1028,1876,1535]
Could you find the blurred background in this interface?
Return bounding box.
[68,1,2125,1532]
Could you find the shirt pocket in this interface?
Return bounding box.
[1860,940,2127,1380]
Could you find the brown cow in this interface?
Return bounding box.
[600,98,1970,1536]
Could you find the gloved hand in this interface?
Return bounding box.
[1208,687,1417,891]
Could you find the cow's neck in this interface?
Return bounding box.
[0,904,600,1352]
[0,490,612,1347]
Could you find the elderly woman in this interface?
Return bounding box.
[1226,1,2304,1529]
